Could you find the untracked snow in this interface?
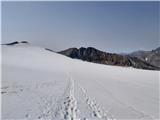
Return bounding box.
[1,44,159,120]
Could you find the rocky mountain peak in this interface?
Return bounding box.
[59,47,160,70]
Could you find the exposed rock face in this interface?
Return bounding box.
[59,47,159,70]
[5,41,19,45]
[129,47,160,67]
[60,48,79,59]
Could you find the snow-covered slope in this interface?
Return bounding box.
[1,44,159,120]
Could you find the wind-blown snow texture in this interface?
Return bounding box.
[1,44,159,120]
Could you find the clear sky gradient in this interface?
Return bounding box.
[2,1,159,53]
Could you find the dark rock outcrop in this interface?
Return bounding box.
[59,47,160,70]
[5,41,19,45]
[3,41,29,45]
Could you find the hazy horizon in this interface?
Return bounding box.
[2,1,159,53]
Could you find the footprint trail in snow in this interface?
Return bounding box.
[63,77,79,120]
[54,76,115,120]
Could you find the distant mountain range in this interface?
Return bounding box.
[59,47,160,70]
[3,41,160,70]
[129,47,160,67]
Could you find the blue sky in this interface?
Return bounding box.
[2,1,159,53]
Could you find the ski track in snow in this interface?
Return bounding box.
[51,76,79,120]
[62,77,79,120]
[52,75,115,120]
[79,85,115,120]
[31,74,116,120]
[1,75,152,120]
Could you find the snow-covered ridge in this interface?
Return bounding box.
[1,44,159,120]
